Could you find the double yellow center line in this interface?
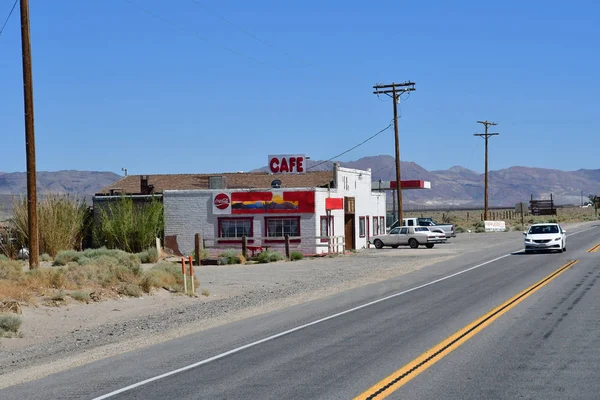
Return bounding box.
[354,259,579,400]
[587,243,600,253]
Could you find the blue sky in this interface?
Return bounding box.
[1,0,598,176]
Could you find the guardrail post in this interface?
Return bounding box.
[284,234,290,260]
[194,233,201,266]
[181,257,187,295]
[241,235,248,259]
[188,255,195,295]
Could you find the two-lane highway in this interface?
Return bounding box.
[2,224,599,399]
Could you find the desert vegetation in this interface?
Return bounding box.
[404,205,598,233]
[0,248,197,304]
[93,196,163,253]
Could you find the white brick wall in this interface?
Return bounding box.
[163,167,386,255]
[313,166,386,250]
[164,189,320,256]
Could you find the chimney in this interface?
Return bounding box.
[140,175,154,195]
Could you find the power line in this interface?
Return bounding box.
[123,0,267,65]
[373,81,416,224]
[307,121,394,170]
[0,0,18,39]
[474,120,500,221]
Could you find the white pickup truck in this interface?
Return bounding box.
[389,217,456,238]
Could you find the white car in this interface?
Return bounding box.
[524,223,566,253]
[370,226,447,249]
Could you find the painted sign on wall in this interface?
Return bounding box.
[212,192,231,214]
[232,191,314,214]
[268,154,306,174]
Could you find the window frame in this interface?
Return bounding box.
[217,217,254,243]
[373,216,379,236]
[264,216,301,243]
[359,216,366,238]
[380,216,385,232]
[320,215,334,243]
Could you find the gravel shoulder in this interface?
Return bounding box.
[0,225,590,388]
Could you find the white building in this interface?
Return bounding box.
[162,164,386,255]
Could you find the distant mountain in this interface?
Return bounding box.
[254,155,600,207]
[0,170,121,220]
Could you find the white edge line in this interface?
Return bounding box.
[93,225,597,399]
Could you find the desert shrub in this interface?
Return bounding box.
[236,255,246,264]
[140,262,191,293]
[69,291,90,302]
[0,228,20,259]
[0,255,8,261]
[137,248,159,264]
[472,221,485,229]
[0,260,24,281]
[119,283,143,297]
[94,196,163,253]
[11,194,87,257]
[40,253,52,262]
[257,250,284,264]
[191,248,209,260]
[218,249,240,265]
[290,251,303,261]
[53,248,140,270]
[218,257,229,265]
[513,224,524,231]
[475,226,486,233]
[455,226,466,233]
[0,314,22,333]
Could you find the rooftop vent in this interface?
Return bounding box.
[209,176,225,189]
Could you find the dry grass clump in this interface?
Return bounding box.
[0,314,22,337]
[0,249,183,303]
[140,262,198,294]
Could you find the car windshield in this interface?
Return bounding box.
[529,225,559,234]
[415,227,429,232]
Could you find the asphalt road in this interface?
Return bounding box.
[2,223,599,399]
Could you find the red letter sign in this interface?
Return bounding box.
[268,154,307,174]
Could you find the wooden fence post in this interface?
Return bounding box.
[194,233,201,266]
[241,235,248,259]
[284,234,290,260]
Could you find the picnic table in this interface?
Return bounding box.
[246,245,271,257]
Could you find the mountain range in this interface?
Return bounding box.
[1,157,598,219]
[0,171,121,219]
[255,155,600,208]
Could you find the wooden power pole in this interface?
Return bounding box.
[474,121,499,221]
[20,0,39,269]
[373,81,416,224]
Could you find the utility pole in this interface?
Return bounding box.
[373,81,416,224]
[20,0,39,269]
[474,121,499,221]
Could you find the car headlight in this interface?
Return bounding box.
[524,239,531,242]
[554,237,561,241]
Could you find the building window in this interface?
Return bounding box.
[265,217,300,238]
[359,217,366,238]
[320,215,334,242]
[218,218,252,238]
[373,217,379,236]
[366,216,370,240]
[380,216,385,231]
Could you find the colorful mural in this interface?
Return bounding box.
[231,191,315,214]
